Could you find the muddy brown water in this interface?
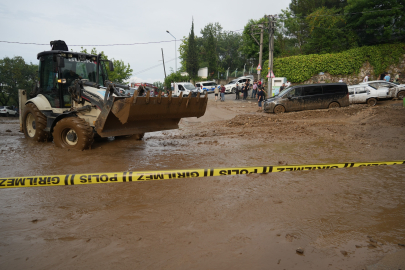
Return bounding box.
[1,99,405,269]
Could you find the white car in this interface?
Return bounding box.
[195,81,216,93]
[348,86,379,106]
[359,80,405,99]
[224,75,254,93]
[172,82,199,97]
[0,106,18,117]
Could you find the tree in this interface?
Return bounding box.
[345,0,405,46]
[163,71,190,89]
[186,20,199,79]
[306,7,358,53]
[206,30,218,78]
[80,47,133,84]
[0,56,37,106]
[153,81,164,92]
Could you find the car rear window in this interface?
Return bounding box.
[303,86,323,96]
[0,106,4,109]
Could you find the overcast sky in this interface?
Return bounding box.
[0,0,291,84]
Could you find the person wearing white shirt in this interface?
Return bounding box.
[363,75,368,82]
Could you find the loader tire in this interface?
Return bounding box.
[22,103,50,142]
[53,117,94,150]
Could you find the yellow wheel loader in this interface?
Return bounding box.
[19,40,208,150]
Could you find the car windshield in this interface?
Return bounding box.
[184,84,197,90]
[277,86,293,97]
[228,80,237,84]
[61,57,108,86]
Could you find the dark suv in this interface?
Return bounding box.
[264,83,349,114]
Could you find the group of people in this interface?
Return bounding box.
[363,72,402,83]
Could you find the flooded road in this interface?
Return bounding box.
[1,99,405,269]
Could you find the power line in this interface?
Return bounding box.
[132,58,176,76]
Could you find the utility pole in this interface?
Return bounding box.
[250,24,265,81]
[267,15,276,98]
[161,48,167,80]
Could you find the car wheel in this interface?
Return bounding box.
[397,91,405,100]
[367,98,377,106]
[231,88,236,94]
[53,117,94,150]
[22,103,50,142]
[328,102,340,109]
[274,105,285,114]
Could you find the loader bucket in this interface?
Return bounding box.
[94,92,208,137]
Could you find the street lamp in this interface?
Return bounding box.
[166,30,177,72]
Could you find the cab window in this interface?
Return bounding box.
[178,85,185,91]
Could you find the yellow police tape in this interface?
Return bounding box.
[1,160,404,189]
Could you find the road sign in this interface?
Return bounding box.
[266,71,275,78]
[257,64,261,70]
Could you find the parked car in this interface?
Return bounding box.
[263,83,349,114]
[0,106,18,117]
[172,82,199,97]
[224,75,254,94]
[358,80,405,100]
[348,86,379,106]
[195,81,216,94]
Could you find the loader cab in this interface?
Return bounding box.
[37,51,109,108]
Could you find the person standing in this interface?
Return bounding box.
[363,75,369,82]
[235,83,240,100]
[251,81,257,98]
[279,83,285,92]
[394,72,400,83]
[285,81,291,87]
[257,87,265,110]
[245,80,250,99]
[220,84,226,102]
[214,85,220,101]
[257,79,262,88]
[244,83,248,100]
[384,73,391,82]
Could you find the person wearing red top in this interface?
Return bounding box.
[220,84,226,102]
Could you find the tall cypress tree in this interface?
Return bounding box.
[186,20,199,79]
[206,30,217,78]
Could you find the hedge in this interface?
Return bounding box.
[263,43,405,83]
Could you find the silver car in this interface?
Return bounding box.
[358,80,405,99]
[348,86,379,106]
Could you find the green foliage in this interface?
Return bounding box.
[306,7,358,53]
[163,71,190,89]
[263,43,405,82]
[179,22,248,79]
[206,30,217,77]
[186,21,199,79]
[0,56,38,106]
[345,0,405,46]
[80,47,133,84]
[153,81,164,92]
